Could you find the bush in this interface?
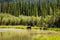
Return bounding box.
[0,13,59,28]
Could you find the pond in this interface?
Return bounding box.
[0,29,60,40]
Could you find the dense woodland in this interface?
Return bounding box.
[0,0,60,28]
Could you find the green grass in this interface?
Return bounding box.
[48,28,60,31]
[34,35,60,40]
[0,25,27,29]
[0,25,40,29]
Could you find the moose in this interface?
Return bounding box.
[27,26,31,29]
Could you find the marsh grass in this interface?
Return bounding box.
[34,35,60,40]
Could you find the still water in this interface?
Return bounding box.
[0,29,60,40]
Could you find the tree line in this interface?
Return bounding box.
[0,0,59,16]
[0,0,60,27]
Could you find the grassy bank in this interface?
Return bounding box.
[48,28,60,31]
[0,25,40,29]
[0,25,27,29]
[0,25,60,31]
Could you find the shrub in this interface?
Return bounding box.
[0,13,59,28]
